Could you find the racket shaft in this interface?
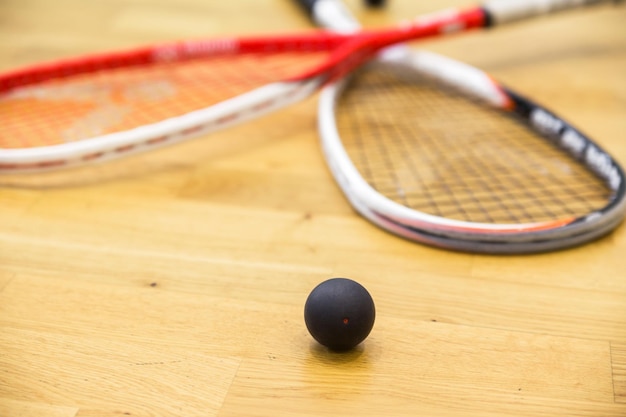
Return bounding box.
[484,0,612,24]
[298,0,613,28]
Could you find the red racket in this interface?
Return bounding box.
[0,0,612,172]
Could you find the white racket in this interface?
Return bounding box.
[0,0,613,173]
[294,0,626,253]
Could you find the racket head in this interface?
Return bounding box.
[318,50,626,252]
[0,35,341,171]
[3,21,467,173]
[0,30,403,172]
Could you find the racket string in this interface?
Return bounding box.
[1,52,326,149]
[335,66,612,224]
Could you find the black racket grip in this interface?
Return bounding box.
[292,0,319,16]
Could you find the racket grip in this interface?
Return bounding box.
[293,0,318,14]
[294,0,361,32]
[484,0,610,24]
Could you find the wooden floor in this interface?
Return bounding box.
[1,0,626,416]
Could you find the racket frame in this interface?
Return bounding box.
[301,0,626,252]
[318,57,626,250]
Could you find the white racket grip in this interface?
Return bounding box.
[484,0,607,24]
[310,0,361,32]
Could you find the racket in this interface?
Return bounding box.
[0,0,612,173]
[294,0,626,253]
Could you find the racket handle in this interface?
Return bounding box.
[484,0,612,24]
[293,0,361,32]
[292,0,318,14]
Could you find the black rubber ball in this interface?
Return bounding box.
[304,278,375,351]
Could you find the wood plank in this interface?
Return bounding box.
[613,343,626,403]
[0,398,78,417]
[0,326,241,417]
[221,319,619,417]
